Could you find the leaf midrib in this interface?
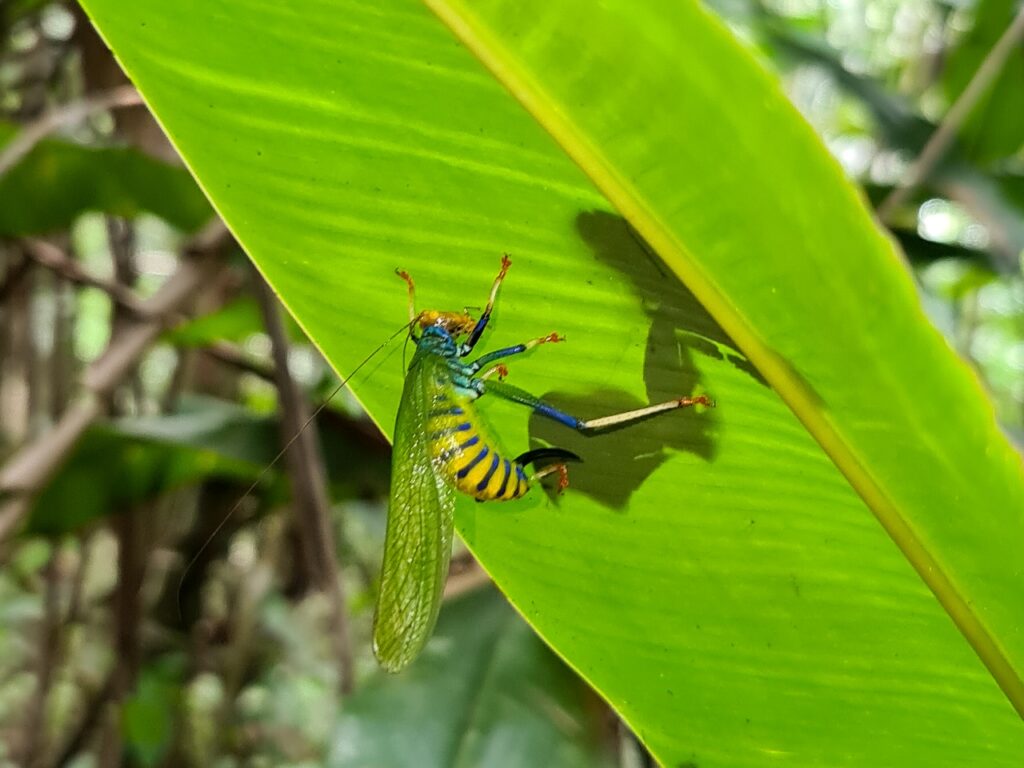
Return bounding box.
[419,0,1024,720]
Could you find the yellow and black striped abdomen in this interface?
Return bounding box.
[426,392,527,502]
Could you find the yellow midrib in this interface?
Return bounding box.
[421,0,1024,721]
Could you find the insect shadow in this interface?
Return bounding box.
[525,210,766,510]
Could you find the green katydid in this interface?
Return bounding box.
[373,256,713,671]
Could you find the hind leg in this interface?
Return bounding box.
[530,462,571,493]
[485,379,713,432]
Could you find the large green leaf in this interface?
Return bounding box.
[78,0,1024,764]
[330,587,614,768]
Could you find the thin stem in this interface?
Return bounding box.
[0,248,31,303]
[21,549,62,768]
[877,6,1024,221]
[202,340,276,380]
[21,238,148,316]
[0,85,142,177]
[253,274,355,694]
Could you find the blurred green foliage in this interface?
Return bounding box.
[0,122,212,235]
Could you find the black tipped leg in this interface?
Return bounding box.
[514,447,581,467]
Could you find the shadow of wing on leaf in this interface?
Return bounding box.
[522,210,766,509]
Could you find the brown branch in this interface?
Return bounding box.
[0,248,31,303]
[66,535,92,625]
[21,550,63,768]
[160,347,192,412]
[24,263,45,434]
[49,273,75,420]
[202,340,275,380]
[105,217,144,411]
[100,218,144,764]
[443,568,491,600]
[0,85,143,178]
[444,553,491,600]
[253,273,354,694]
[20,238,149,317]
[106,504,142,755]
[0,221,230,541]
[878,6,1024,221]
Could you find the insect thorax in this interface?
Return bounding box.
[415,325,459,359]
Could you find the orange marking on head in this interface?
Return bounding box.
[417,309,476,336]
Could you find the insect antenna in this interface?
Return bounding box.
[176,320,413,619]
[401,329,412,370]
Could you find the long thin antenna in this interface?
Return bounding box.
[176,321,412,618]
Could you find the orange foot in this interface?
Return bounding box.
[679,395,714,408]
[556,464,570,494]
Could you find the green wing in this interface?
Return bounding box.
[372,354,455,672]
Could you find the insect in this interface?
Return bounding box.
[372,255,713,672]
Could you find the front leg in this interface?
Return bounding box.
[466,332,563,373]
[458,254,512,356]
[478,364,509,381]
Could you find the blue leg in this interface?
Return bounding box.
[469,343,527,369]
[480,380,581,429]
[483,380,713,433]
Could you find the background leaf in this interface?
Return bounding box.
[943,0,1024,163]
[330,588,614,768]
[0,120,211,234]
[28,394,389,535]
[27,395,273,535]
